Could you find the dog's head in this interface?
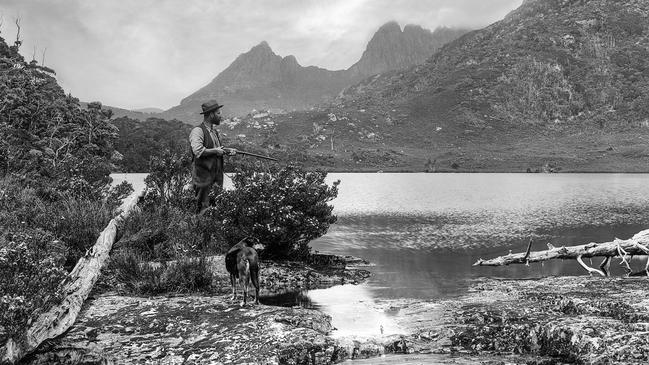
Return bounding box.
[242,236,264,251]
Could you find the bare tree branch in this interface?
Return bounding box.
[577,255,606,277]
[14,15,21,47]
[473,229,649,270]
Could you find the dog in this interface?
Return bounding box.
[225,237,260,306]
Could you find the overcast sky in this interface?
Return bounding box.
[1,0,522,110]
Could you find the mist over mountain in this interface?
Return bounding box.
[157,23,469,124]
[132,107,164,113]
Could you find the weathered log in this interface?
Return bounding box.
[1,188,146,364]
[112,227,166,251]
[473,229,649,267]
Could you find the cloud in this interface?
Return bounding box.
[1,0,522,109]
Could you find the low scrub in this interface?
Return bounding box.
[0,229,67,340]
[107,144,339,295]
[104,251,216,295]
[0,177,132,268]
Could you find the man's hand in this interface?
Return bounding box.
[214,146,226,156]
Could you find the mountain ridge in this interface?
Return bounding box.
[205,0,649,172]
[156,22,470,124]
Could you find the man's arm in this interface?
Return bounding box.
[202,147,226,156]
[189,127,225,157]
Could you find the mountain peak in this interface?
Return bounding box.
[348,22,469,77]
[403,23,425,31]
[282,55,300,66]
[377,21,402,33]
[248,41,275,55]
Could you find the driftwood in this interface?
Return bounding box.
[473,229,649,277]
[1,188,146,364]
[112,227,166,251]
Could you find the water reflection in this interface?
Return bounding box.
[259,291,319,309]
[307,285,403,337]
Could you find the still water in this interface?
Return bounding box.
[305,173,649,336]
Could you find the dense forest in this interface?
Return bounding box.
[111,117,193,172]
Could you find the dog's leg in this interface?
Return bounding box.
[230,274,237,301]
[251,267,260,305]
[239,276,249,306]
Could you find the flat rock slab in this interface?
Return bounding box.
[23,255,374,364]
[417,276,649,364]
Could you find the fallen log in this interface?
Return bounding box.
[0,188,146,364]
[473,229,649,276]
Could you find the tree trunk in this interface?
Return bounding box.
[473,229,649,272]
[1,188,146,364]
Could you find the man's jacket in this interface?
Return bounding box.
[191,124,224,188]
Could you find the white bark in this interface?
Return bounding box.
[473,229,649,268]
[1,188,146,364]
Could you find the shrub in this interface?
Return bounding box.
[0,176,126,268]
[0,229,67,339]
[105,251,215,295]
[45,197,115,268]
[144,147,193,208]
[208,164,339,260]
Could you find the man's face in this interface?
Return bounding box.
[210,109,222,125]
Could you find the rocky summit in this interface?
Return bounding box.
[347,22,468,78]
[164,41,350,122]
[159,22,468,124]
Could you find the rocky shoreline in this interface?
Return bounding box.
[22,254,649,364]
[23,254,377,364]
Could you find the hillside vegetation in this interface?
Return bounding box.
[0,32,130,344]
[196,0,649,172]
[315,0,649,171]
[347,0,649,125]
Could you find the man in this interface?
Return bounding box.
[189,100,236,214]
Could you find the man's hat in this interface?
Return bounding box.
[200,100,224,114]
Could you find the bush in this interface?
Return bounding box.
[0,176,127,268]
[209,164,339,260]
[105,251,215,295]
[144,147,193,208]
[0,229,67,339]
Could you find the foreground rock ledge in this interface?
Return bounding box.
[24,255,376,364]
[25,260,649,364]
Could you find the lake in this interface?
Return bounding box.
[112,172,649,337]
[308,173,649,337]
